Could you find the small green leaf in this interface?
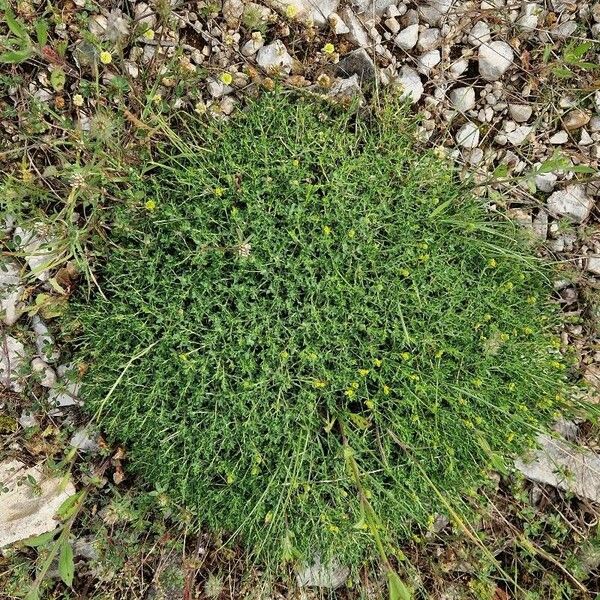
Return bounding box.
[50,67,66,91]
[56,490,83,520]
[23,530,57,548]
[35,19,48,47]
[348,413,370,430]
[388,570,411,600]
[492,164,509,179]
[4,8,29,40]
[552,66,573,79]
[564,41,592,63]
[570,165,596,174]
[25,588,40,600]
[0,48,33,64]
[58,541,74,587]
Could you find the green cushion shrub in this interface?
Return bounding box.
[74,93,568,573]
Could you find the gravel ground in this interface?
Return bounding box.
[1,0,599,597]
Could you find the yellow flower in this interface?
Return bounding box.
[383,385,390,396]
[401,352,411,361]
[472,378,483,388]
[344,387,356,398]
[285,4,298,17]
[409,374,420,381]
[400,268,410,277]
[145,199,157,211]
[99,50,112,65]
[220,71,233,86]
[365,400,375,409]
[323,43,335,54]
[226,473,235,485]
[214,187,225,197]
[312,379,327,389]
[292,159,299,167]
[152,93,162,104]
[506,432,515,443]
[323,225,332,236]
[523,326,534,335]
[143,28,155,40]
[72,94,84,107]
[507,382,516,391]
[358,369,369,377]
[373,358,382,367]
[487,258,497,268]
[347,229,356,239]
[500,333,510,342]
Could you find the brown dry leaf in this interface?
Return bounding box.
[113,463,125,485]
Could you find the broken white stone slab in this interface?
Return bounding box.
[13,226,59,282]
[547,184,594,223]
[31,358,57,388]
[515,434,600,503]
[297,556,349,589]
[0,459,76,548]
[0,335,27,392]
[0,260,25,326]
[339,6,370,47]
[48,363,82,407]
[32,315,59,363]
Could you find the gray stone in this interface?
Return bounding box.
[31,358,57,388]
[32,315,59,363]
[339,7,370,47]
[329,74,363,101]
[256,40,294,74]
[328,12,350,34]
[586,255,600,276]
[509,103,533,123]
[48,363,81,407]
[515,434,600,503]
[449,86,476,112]
[133,2,157,29]
[417,49,441,74]
[478,41,514,81]
[223,0,245,27]
[535,170,557,192]
[517,3,542,32]
[70,428,100,453]
[297,556,349,589]
[13,226,58,282]
[241,33,264,56]
[0,335,26,392]
[547,184,594,223]
[418,0,453,26]
[0,260,24,326]
[551,20,577,39]
[468,20,490,46]
[394,66,423,103]
[271,0,339,28]
[351,0,396,16]
[334,48,376,81]
[417,27,441,52]
[549,130,569,144]
[0,459,76,548]
[506,125,533,146]
[394,24,419,50]
[456,122,480,148]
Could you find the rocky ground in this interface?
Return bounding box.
[1,0,599,598]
